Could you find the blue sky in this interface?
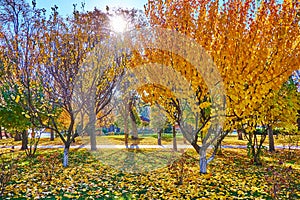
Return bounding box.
[34,0,147,16]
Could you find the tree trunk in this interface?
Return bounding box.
[268,125,275,152]
[253,153,262,165]
[85,89,97,150]
[63,144,70,167]
[50,129,55,141]
[251,136,262,165]
[173,125,177,151]
[130,117,138,139]
[129,97,138,140]
[124,102,129,146]
[0,127,2,140]
[158,128,162,145]
[89,126,96,151]
[237,129,243,140]
[14,131,21,141]
[21,130,28,150]
[124,133,128,147]
[191,142,200,154]
[4,129,9,138]
[88,109,97,151]
[199,148,207,174]
[297,114,300,131]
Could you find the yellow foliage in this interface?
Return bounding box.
[57,109,71,130]
[144,0,300,133]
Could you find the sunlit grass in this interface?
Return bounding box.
[222,134,300,147]
[1,133,299,148]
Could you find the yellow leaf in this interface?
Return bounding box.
[15,95,20,103]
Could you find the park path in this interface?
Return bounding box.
[1,144,300,150]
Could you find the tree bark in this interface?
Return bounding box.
[253,153,262,165]
[129,97,138,140]
[88,108,97,151]
[50,129,55,141]
[63,144,70,167]
[124,101,129,146]
[21,130,28,150]
[268,125,275,152]
[130,116,138,139]
[124,132,128,147]
[237,129,243,140]
[158,128,162,145]
[14,131,21,141]
[191,141,200,154]
[199,148,207,174]
[172,125,177,151]
[4,129,9,138]
[297,113,300,131]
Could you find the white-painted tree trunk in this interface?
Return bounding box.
[199,148,207,174]
[63,147,69,167]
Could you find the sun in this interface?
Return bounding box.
[110,15,127,33]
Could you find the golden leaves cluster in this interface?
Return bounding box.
[145,0,300,131]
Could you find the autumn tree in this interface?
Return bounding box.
[259,78,300,152]
[31,6,98,167]
[0,84,31,149]
[28,5,128,165]
[0,0,49,152]
[149,105,167,145]
[139,85,181,150]
[76,45,126,150]
[71,8,126,151]
[112,7,149,142]
[2,3,96,166]
[126,53,222,173]
[144,0,300,167]
[113,84,143,142]
[0,83,48,156]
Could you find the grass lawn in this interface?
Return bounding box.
[1,147,300,199]
[1,133,299,147]
[222,134,300,147]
